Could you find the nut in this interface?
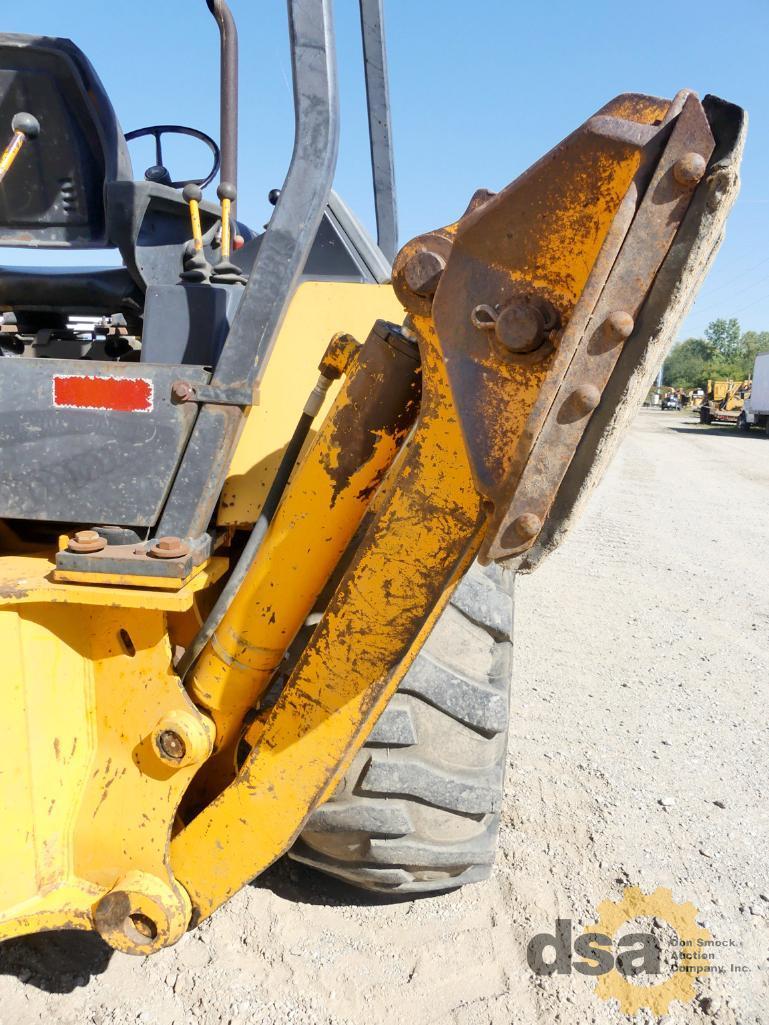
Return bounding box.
[151,711,215,769]
[171,381,195,404]
[403,251,446,298]
[673,152,707,188]
[494,303,546,354]
[68,529,106,554]
[157,730,186,763]
[603,310,634,344]
[570,383,602,416]
[150,536,190,560]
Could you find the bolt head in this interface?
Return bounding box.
[75,530,100,544]
[68,529,107,554]
[150,536,189,560]
[171,381,194,403]
[157,730,186,762]
[151,712,214,769]
[403,251,446,298]
[571,383,602,416]
[604,311,634,344]
[511,512,542,543]
[673,152,707,188]
[495,303,546,354]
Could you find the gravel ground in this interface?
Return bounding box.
[1,409,767,1025]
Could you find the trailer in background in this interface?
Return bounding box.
[739,352,769,434]
[698,378,751,424]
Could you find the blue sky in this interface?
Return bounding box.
[4,0,768,340]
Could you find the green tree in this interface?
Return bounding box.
[663,319,767,389]
[705,318,741,360]
[663,337,711,389]
[740,330,769,372]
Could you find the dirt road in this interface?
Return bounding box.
[2,410,767,1025]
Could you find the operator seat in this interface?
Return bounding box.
[0,33,218,317]
[0,33,390,335]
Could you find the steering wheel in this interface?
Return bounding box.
[124,125,221,190]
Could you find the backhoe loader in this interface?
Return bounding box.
[698,377,751,424]
[0,0,744,956]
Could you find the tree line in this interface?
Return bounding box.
[662,319,768,389]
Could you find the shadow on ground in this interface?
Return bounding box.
[250,854,429,908]
[668,423,767,438]
[0,929,113,992]
[0,858,410,993]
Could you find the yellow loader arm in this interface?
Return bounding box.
[0,88,744,955]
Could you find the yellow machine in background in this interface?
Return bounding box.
[698,378,752,424]
[0,1,745,956]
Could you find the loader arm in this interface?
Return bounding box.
[166,90,746,931]
[0,0,745,959]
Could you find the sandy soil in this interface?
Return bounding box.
[1,410,767,1025]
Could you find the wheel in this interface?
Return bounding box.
[737,412,750,432]
[290,560,514,894]
[699,406,712,424]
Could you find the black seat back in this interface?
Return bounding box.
[0,33,132,248]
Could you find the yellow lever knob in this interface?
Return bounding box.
[0,112,40,184]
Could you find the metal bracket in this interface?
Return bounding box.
[55,532,217,584]
[171,380,254,407]
[401,92,715,563]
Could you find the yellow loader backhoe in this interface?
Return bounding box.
[0,0,744,956]
[698,378,751,424]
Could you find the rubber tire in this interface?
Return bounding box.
[289,560,514,895]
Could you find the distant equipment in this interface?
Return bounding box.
[738,352,769,434]
[697,378,751,425]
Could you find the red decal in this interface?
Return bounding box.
[53,375,154,413]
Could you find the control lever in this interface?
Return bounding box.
[212,181,246,284]
[0,113,40,185]
[181,183,213,283]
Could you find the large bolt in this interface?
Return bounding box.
[570,383,602,417]
[495,303,546,354]
[603,311,635,344]
[509,513,542,543]
[151,711,214,769]
[171,380,195,404]
[150,536,190,559]
[673,152,707,188]
[403,251,446,298]
[68,529,106,554]
[157,730,186,763]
